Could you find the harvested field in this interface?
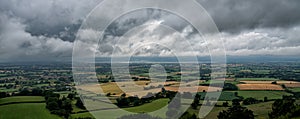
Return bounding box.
[240,81,300,84]
[77,81,180,96]
[237,84,284,90]
[127,85,222,97]
[284,83,300,88]
[165,86,221,93]
[77,80,218,97]
[237,78,278,81]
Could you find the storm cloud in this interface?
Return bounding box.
[0,0,299,61]
[198,0,300,33]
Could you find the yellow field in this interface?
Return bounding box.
[76,80,219,98]
[240,81,300,84]
[165,86,221,93]
[76,81,179,97]
[237,84,284,90]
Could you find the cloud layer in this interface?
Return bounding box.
[0,0,299,61]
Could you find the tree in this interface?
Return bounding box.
[67,93,75,100]
[0,92,7,98]
[222,102,229,107]
[118,114,162,119]
[61,99,73,118]
[117,97,130,107]
[264,97,268,102]
[232,99,241,106]
[19,88,30,96]
[32,87,43,96]
[191,94,201,109]
[76,98,86,109]
[46,99,59,110]
[243,97,259,105]
[269,98,296,119]
[222,83,238,91]
[179,112,198,119]
[218,105,254,119]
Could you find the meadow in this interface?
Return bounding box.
[237,91,292,100]
[0,96,44,105]
[71,98,169,119]
[0,103,60,119]
[0,96,60,119]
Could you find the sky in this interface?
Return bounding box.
[0,0,299,61]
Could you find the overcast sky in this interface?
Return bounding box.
[0,0,299,61]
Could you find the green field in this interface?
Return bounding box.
[0,88,18,92]
[123,98,169,113]
[0,74,7,77]
[288,88,300,92]
[246,101,274,119]
[0,96,44,105]
[187,101,274,119]
[198,92,240,101]
[71,112,94,119]
[236,91,293,100]
[71,98,169,119]
[237,78,279,81]
[0,103,60,119]
[252,70,270,75]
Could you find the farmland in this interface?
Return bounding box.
[236,91,293,100]
[237,84,284,90]
[0,103,61,119]
[240,81,300,84]
[0,96,60,119]
[236,78,279,81]
[284,83,300,88]
[71,99,169,119]
[1,62,300,118]
[0,96,44,105]
[123,98,169,113]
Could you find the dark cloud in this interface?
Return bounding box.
[0,0,300,61]
[103,9,190,39]
[197,0,300,33]
[0,0,102,42]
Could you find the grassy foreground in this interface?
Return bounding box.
[0,96,44,105]
[0,103,60,119]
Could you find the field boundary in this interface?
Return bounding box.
[0,101,45,106]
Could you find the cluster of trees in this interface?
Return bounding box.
[118,111,197,119]
[75,97,86,110]
[0,83,14,89]
[166,93,198,119]
[218,100,254,119]
[233,68,300,81]
[270,70,300,81]
[242,97,261,105]
[191,93,201,109]
[199,83,238,91]
[17,87,44,96]
[269,96,300,119]
[116,88,197,119]
[116,88,174,107]
[45,91,73,119]
[118,114,162,119]
[0,92,10,98]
